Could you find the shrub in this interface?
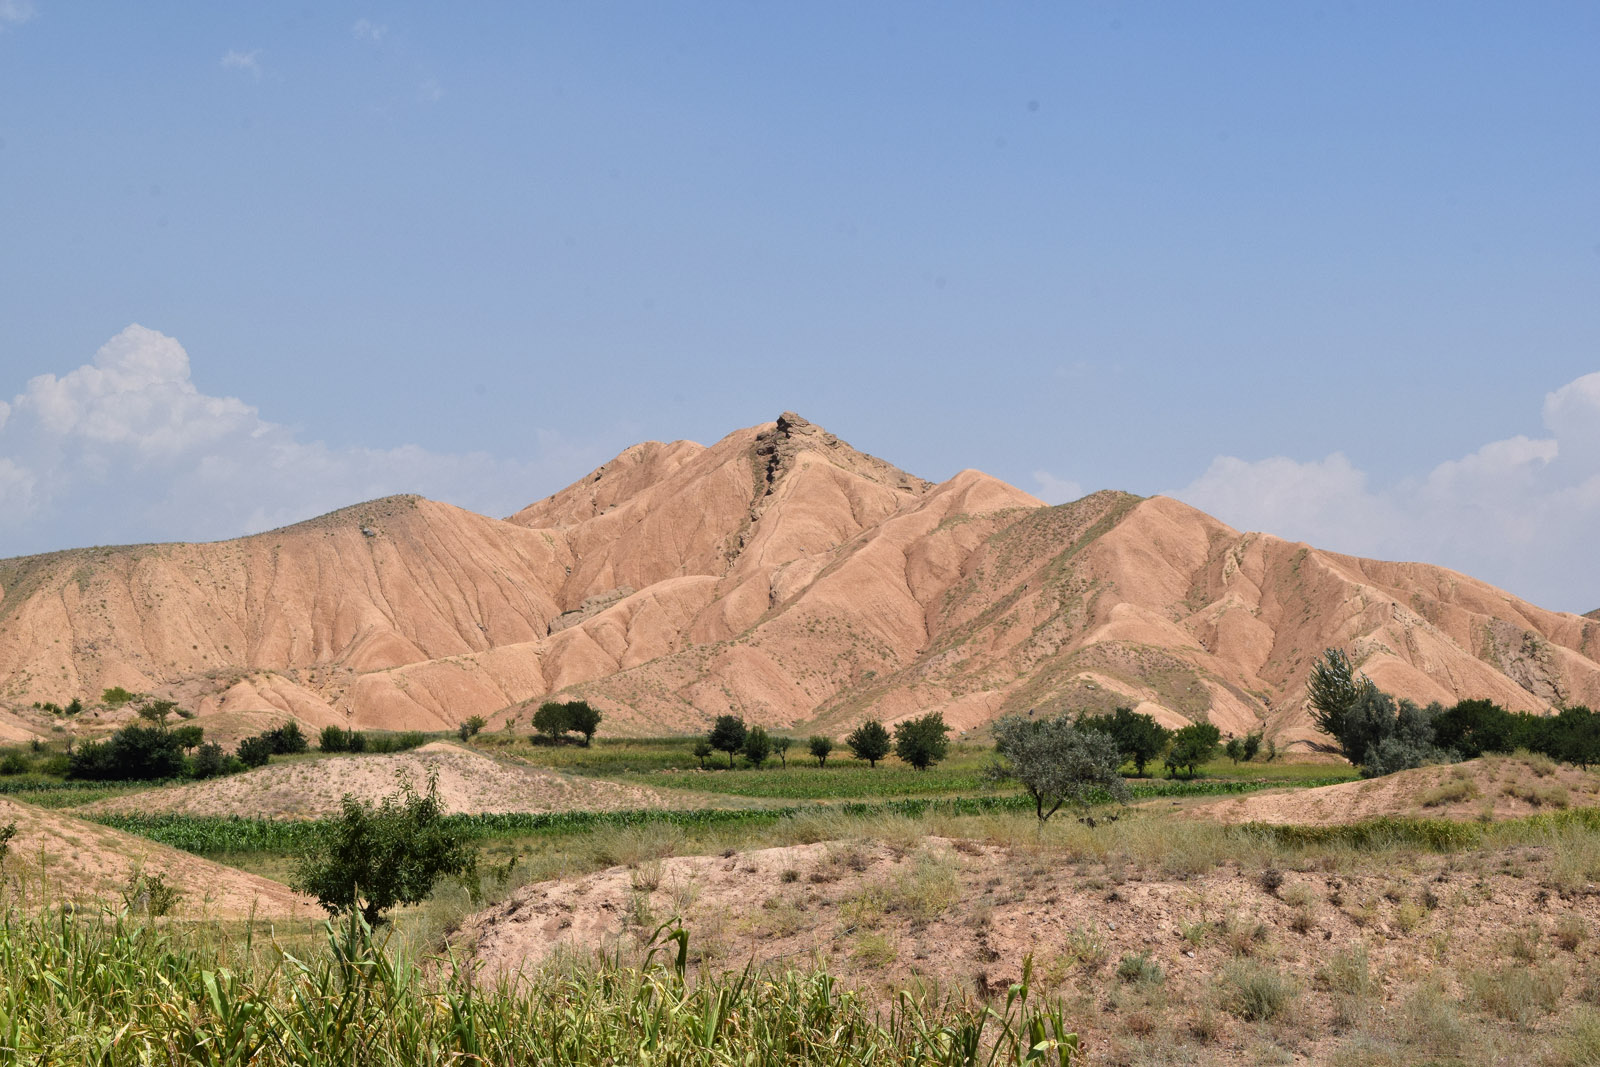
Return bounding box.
[1221,960,1295,1021]
[1117,952,1164,986]
[68,725,186,781]
[743,726,771,768]
[708,716,747,769]
[293,774,478,925]
[190,742,227,779]
[0,751,28,776]
[893,713,950,771]
[808,735,833,767]
[988,712,1130,821]
[236,735,273,768]
[171,725,205,752]
[846,720,891,768]
[319,725,350,753]
[457,716,487,742]
[101,686,137,708]
[265,721,308,755]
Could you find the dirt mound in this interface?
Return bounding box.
[4,412,1599,747]
[0,797,315,918]
[1187,756,1600,826]
[82,744,679,820]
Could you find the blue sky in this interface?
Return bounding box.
[1,3,1597,611]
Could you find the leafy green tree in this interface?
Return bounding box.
[743,725,772,768]
[771,735,792,768]
[692,738,713,769]
[708,715,748,769]
[532,701,572,743]
[1224,736,1244,764]
[319,725,350,753]
[846,719,891,768]
[893,712,950,771]
[135,698,181,732]
[565,701,602,746]
[808,735,834,767]
[1165,722,1221,778]
[191,742,227,779]
[457,715,487,742]
[171,725,205,753]
[1077,706,1170,776]
[294,775,478,926]
[237,734,273,768]
[1306,648,1377,758]
[1550,705,1600,769]
[1432,699,1515,759]
[987,713,1131,821]
[1241,731,1262,762]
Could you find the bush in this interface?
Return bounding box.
[846,720,891,768]
[808,735,833,767]
[319,725,350,753]
[293,774,478,925]
[68,725,187,781]
[988,712,1130,821]
[0,751,28,776]
[265,721,308,755]
[708,715,747,770]
[236,735,273,769]
[367,731,427,754]
[171,725,205,752]
[1222,960,1295,1021]
[893,713,950,771]
[191,742,227,780]
[457,716,487,742]
[101,687,137,708]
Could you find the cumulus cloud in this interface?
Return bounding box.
[1031,470,1084,505]
[1170,371,1600,613]
[0,325,600,554]
[220,49,262,78]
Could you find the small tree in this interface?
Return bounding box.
[266,721,308,755]
[172,724,205,753]
[1241,731,1262,763]
[135,698,180,732]
[743,726,772,768]
[532,701,572,743]
[771,735,792,768]
[293,774,478,926]
[1165,722,1221,778]
[1078,706,1170,776]
[808,735,834,767]
[708,715,748,770]
[846,720,891,768]
[565,701,602,746]
[893,712,950,771]
[988,713,1130,821]
[191,742,227,779]
[1307,648,1377,758]
[457,716,487,742]
[692,738,713,769]
[1224,736,1244,765]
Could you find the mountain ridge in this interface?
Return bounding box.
[2,413,1596,750]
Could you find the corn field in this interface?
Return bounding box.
[0,909,1080,1065]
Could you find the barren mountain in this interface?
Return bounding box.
[2,413,1597,750]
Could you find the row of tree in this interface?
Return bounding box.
[1308,648,1600,776]
[690,712,955,771]
[66,703,311,782]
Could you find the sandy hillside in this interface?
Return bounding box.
[0,796,315,918]
[1185,755,1600,826]
[82,743,682,819]
[3,410,1598,750]
[460,829,1600,1062]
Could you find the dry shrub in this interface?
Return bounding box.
[1220,960,1295,1021]
[1556,914,1589,953]
[1466,963,1567,1025]
[1420,777,1479,807]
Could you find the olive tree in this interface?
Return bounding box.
[987,713,1130,821]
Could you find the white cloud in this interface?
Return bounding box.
[351,18,387,42]
[0,0,35,29]
[1170,371,1600,612]
[220,49,262,78]
[1031,470,1084,505]
[0,325,602,554]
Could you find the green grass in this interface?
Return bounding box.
[0,907,1082,1066]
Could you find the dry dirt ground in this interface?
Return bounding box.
[82,743,683,819]
[460,808,1600,1066]
[0,796,317,919]
[1186,754,1600,826]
